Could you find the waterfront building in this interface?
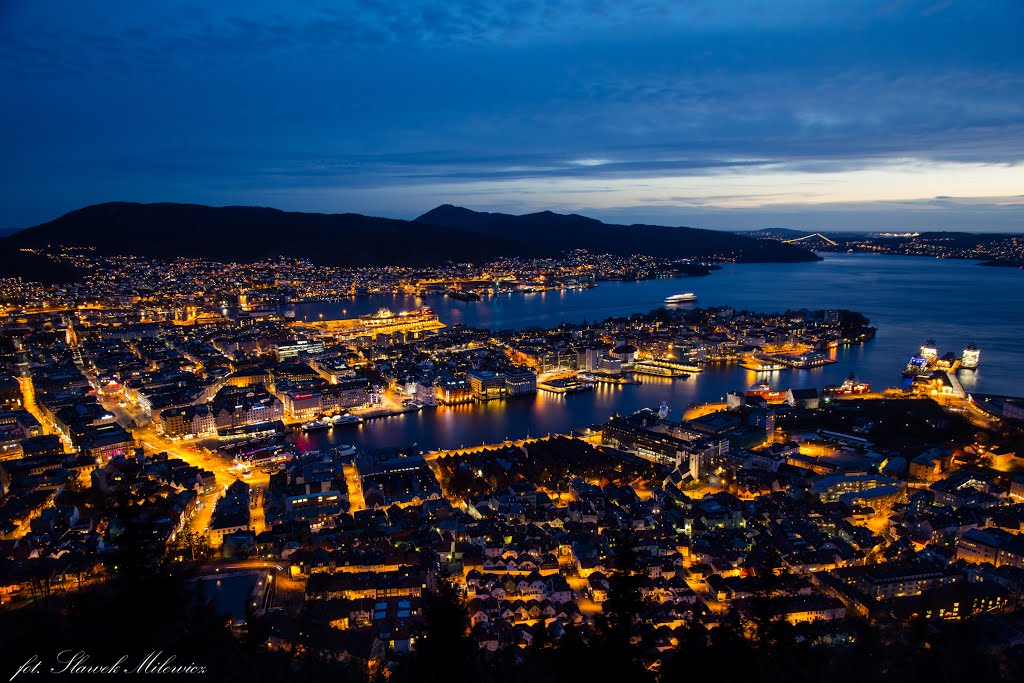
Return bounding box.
[503,369,538,396]
[467,370,506,401]
[435,377,473,405]
[281,389,323,419]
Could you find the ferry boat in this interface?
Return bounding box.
[961,342,980,370]
[331,413,363,426]
[632,358,692,378]
[664,292,697,304]
[738,354,787,372]
[301,418,332,432]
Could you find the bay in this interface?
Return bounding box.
[290,254,1023,451]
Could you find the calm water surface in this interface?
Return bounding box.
[290,254,1023,451]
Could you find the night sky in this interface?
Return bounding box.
[1,0,1022,231]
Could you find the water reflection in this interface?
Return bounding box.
[292,254,1022,451]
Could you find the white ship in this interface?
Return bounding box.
[331,413,363,426]
[300,418,332,432]
[333,444,358,458]
[664,292,697,304]
[961,342,980,370]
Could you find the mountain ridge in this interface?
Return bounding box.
[3,202,820,274]
[415,204,820,263]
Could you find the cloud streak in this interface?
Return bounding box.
[0,0,1022,230]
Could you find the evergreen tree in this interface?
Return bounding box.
[594,528,650,681]
[396,578,474,683]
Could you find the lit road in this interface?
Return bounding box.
[16,375,51,435]
[342,462,365,513]
[88,375,272,539]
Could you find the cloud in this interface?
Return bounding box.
[0,0,1022,229]
[583,196,1024,232]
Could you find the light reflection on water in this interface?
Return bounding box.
[292,254,1022,451]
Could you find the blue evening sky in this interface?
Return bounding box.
[1,0,1022,231]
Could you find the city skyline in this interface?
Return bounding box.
[3,3,1024,680]
[2,0,1023,232]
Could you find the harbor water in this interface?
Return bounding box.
[290,253,1022,451]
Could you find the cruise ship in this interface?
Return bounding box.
[664,292,697,304]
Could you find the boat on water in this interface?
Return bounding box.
[632,358,692,378]
[902,339,962,378]
[333,444,358,458]
[301,418,332,432]
[447,289,482,302]
[331,413,363,426]
[961,342,981,370]
[824,373,871,395]
[664,292,697,304]
[738,354,788,372]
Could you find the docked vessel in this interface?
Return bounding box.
[447,290,482,302]
[333,444,358,459]
[746,381,787,402]
[903,355,931,378]
[664,292,697,304]
[632,358,692,378]
[738,354,787,372]
[331,413,363,426]
[300,418,332,432]
[824,373,871,395]
[902,339,959,378]
[537,376,593,394]
[961,342,980,370]
[773,352,835,369]
[233,443,299,468]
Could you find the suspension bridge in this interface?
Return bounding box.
[781,232,839,246]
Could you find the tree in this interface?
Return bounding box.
[593,528,650,682]
[175,530,213,561]
[396,577,474,683]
